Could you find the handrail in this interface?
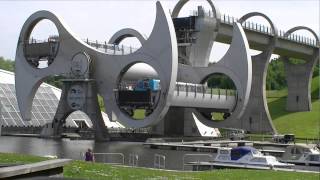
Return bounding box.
[154,153,166,169]
[93,153,125,165]
[174,82,237,97]
[188,9,318,47]
[129,153,139,167]
[80,152,125,165]
[182,153,213,171]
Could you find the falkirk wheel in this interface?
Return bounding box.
[15,0,319,140]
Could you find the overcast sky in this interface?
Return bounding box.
[0,0,319,61]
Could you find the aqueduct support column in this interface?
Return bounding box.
[282,26,319,112]
[283,53,318,111]
[237,12,277,133]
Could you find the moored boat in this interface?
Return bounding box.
[214,146,294,168]
[280,144,320,166]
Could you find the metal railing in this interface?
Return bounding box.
[175,82,237,99]
[83,39,138,55]
[154,153,166,169]
[188,9,318,47]
[129,153,139,167]
[182,154,213,171]
[81,152,125,165]
[107,127,151,134]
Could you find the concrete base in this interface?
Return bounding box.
[240,52,276,133]
[40,123,55,138]
[283,57,317,112]
[152,107,201,137]
[52,80,110,141]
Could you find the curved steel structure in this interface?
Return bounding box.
[14,0,319,138]
[172,0,220,67]
[15,2,178,139]
[179,22,252,129]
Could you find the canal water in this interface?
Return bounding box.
[1,136,318,172]
[0,136,210,170]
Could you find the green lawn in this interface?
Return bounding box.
[132,109,145,120]
[268,98,319,138]
[267,76,320,138]
[0,153,318,180]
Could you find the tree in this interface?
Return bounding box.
[0,56,14,72]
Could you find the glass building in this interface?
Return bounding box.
[0,69,123,128]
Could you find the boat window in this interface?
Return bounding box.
[302,148,311,153]
[250,158,266,163]
[252,150,259,155]
[308,155,320,162]
[220,150,229,154]
[218,155,229,160]
[291,148,301,154]
[231,148,252,160]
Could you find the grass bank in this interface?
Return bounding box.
[268,98,319,138]
[0,153,318,180]
[267,76,320,138]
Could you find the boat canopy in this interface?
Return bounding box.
[231,146,257,160]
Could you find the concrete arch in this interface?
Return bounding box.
[237,12,279,133]
[108,28,147,45]
[239,12,278,50]
[239,12,278,36]
[171,0,221,23]
[284,26,319,46]
[281,26,319,112]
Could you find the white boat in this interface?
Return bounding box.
[214,146,294,168]
[280,144,320,166]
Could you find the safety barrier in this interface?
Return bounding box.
[80,152,125,165]
[129,153,139,167]
[182,153,213,171]
[188,9,318,47]
[154,153,166,169]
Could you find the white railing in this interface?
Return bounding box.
[187,9,318,47]
[81,152,125,165]
[182,153,213,171]
[154,153,166,169]
[129,153,139,167]
[175,82,237,99]
[83,39,138,55]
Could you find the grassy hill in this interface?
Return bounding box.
[267,76,319,138]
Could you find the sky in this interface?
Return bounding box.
[0,0,319,62]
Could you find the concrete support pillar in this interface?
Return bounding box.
[283,54,318,111]
[240,52,276,133]
[44,80,109,141]
[152,107,201,137]
[237,12,278,134]
[282,26,319,112]
[0,108,2,136]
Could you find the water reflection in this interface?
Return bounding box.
[0,136,207,170]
